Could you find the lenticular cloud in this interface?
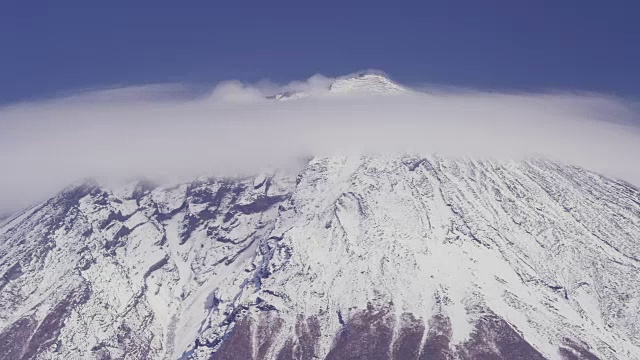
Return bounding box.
[0,72,639,213]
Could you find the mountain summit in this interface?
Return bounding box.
[328,73,407,94]
[268,73,407,100]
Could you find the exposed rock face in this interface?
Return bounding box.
[325,308,395,360]
[1,155,640,359]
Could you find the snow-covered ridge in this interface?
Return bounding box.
[1,155,639,359]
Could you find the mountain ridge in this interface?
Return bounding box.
[1,155,639,359]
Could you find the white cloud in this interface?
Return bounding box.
[0,73,639,213]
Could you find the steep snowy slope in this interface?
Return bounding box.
[1,155,639,360]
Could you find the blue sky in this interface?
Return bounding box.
[1,1,638,103]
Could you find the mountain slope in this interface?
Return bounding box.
[1,155,639,360]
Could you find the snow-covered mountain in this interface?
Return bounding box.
[1,75,640,360]
[328,73,406,94]
[267,73,406,100]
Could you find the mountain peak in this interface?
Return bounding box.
[267,72,408,101]
[329,73,407,94]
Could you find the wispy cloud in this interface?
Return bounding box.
[1,73,639,213]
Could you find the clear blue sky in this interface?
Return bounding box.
[1,1,638,103]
